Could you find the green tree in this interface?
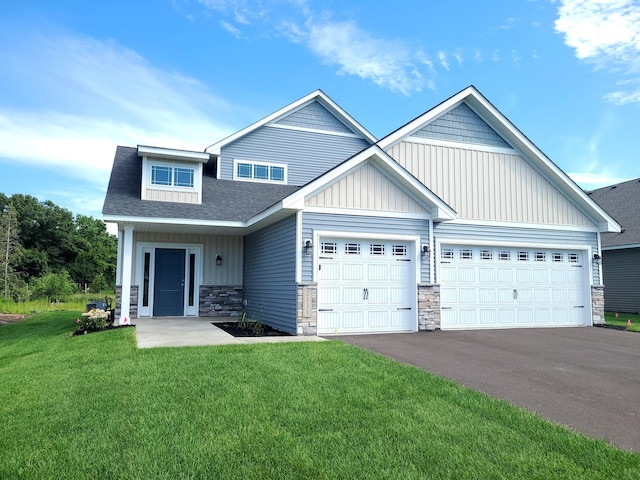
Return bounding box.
[0,204,23,299]
[31,271,76,303]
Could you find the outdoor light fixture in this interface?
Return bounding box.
[422,244,430,256]
[304,239,313,255]
[593,253,602,266]
[215,254,222,266]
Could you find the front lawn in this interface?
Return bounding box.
[1,313,638,479]
[605,311,640,332]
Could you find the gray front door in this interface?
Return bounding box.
[154,248,185,316]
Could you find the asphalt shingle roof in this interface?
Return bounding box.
[102,146,300,223]
[589,178,640,247]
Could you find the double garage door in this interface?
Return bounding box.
[317,238,416,335]
[439,244,589,330]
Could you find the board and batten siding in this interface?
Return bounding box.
[220,126,371,186]
[433,222,600,285]
[602,248,640,313]
[306,161,429,213]
[244,215,298,334]
[387,142,594,227]
[143,189,198,204]
[301,212,430,283]
[132,231,243,286]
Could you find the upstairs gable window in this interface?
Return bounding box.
[151,164,194,188]
[234,160,287,183]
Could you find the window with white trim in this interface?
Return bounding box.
[234,160,287,183]
[150,164,194,188]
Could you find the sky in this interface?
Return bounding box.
[1,0,639,228]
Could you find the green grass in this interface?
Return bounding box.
[1,313,638,479]
[0,291,115,315]
[605,311,640,332]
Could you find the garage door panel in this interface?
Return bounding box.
[317,238,416,335]
[440,245,588,330]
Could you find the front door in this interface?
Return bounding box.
[153,248,186,316]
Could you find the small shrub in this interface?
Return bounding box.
[75,308,109,334]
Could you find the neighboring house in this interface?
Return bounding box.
[103,86,620,335]
[588,178,640,313]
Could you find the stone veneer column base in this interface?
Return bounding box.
[296,283,317,335]
[199,286,244,317]
[115,285,139,319]
[591,285,605,325]
[418,284,440,331]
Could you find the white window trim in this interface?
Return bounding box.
[141,157,203,203]
[233,159,288,184]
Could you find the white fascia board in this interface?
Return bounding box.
[602,243,640,251]
[205,90,376,155]
[102,214,245,228]
[137,145,209,163]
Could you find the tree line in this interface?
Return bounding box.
[0,193,117,302]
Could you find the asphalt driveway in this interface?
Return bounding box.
[338,327,640,452]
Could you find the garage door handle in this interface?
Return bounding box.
[363,288,369,300]
[397,307,412,311]
[319,309,333,312]
[513,289,518,300]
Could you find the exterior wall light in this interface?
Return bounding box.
[593,253,602,266]
[216,254,222,266]
[304,239,313,255]
[421,244,430,256]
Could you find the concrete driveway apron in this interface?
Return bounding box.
[338,327,640,452]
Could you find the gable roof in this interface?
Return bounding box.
[589,178,640,249]
[281,144,456,221]
[205,90,377,155]
[377,85,621,233]
[102,146,299,230]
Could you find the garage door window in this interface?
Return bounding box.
[499,250,511,261]
[441,248,454,260]
[321,242,337,255]
[370,244,385,255]
[535,252,546,262]
[480,250,493,260]
[553,253,563,262]
[393,245,408,256]
[345,243,361,255]
[569,253,579,263]
[460,249,473,260]
[518,251,529,261]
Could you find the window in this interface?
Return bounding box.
[535,252,546,262]
[370,244,385,255]
[441,248,454,260]
[345,243,361,255]
[460,249,473,260]
[552,253,563,263]
[568,253,579,263]
[235,160,287,183]
[392,245,408,256]
[150,164,195,188]
[480,250,493,260]
[517,251,529,261]
[321,242,337,255]
[499,251,511,261]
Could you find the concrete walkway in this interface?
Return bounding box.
[134,317,325,348]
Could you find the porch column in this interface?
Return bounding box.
[119,224,134,324]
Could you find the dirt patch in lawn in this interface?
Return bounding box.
[214,321,291,337]
[0,314,28,326]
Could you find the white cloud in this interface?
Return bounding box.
[555,0,640,103]
[568,171,631,190]
[306,20,424,95]
[0,27,235,186]
[437,51,450,70]
[221,20,243,38]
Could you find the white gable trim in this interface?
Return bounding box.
[379,86,621,234]
[205,90,376,154]
[138,145,209,163]
[404,135,519,155]
[267,123,364,139]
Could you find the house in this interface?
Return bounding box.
[588,178,640,313]
[103,86,620,335]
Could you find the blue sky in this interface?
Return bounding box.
[1,0,639,227]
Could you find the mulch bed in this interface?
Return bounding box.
[213,321,291,337]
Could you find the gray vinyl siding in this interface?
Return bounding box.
[276,101,354,134]
[220,126,371,185]
[301,212,430,283]
[602,248,640,313]
[433,222,600,284]
[244,215,298,334]
[414,103,511,148]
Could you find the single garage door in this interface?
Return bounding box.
[439,245,589,330]
[317,238,416,335]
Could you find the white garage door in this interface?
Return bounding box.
[317,238,416,335]
[439,245,589,330]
